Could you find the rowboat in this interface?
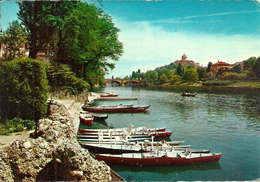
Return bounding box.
[94,97,138,101]
[181,92,196,97]
[95,151,221,166]
[79,112,93,125]
[80,142,196,155]
[79,139,185,146]
[78,125,166,134]
[78,129,172,138]
[82,104,150,113]
[79,111,108,120]
[100,92,118,97]
[77,132,151,143]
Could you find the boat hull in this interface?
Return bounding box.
[78,127,166,134]
[77,130,172,138]
[82,105,150,113]
[80,142,194,155]
[95,153,221,166]
[79,116,93,125]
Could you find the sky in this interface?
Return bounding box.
[2,0,260,78]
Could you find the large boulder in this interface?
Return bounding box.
[0,101,111,181]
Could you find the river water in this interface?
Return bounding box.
[85,86,260,181]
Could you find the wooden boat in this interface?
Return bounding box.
[78,125,166,134]
[95,151,221,166]
[181,92,196,97]
[77,136,151,143]
[100,92,118,97]
[79,139,185,146]
[79,112,93,125]
[79,111,108,120]
[78,129,172,138]
[80,142,198,155]
[82,104,150,113]
[94,97,138,101]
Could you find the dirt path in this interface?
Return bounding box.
[0,130,33,149]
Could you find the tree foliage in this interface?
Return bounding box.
[182,68,199,83]
[61,3,123,82]
[46,62,90,95]
[17,1,78,59]
[243,56,260,80]
[0,58,49,122]
[144,70,158,85]
[0,20,27,61]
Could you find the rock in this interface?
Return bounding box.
[0,101,111,181]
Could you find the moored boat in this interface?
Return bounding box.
[95,151,221,166]
[82,104,150,113]
[78,125,166,134]
[100,92,118,97]
[94,97,138,101]
[80,111,108,120]
[78,129,172,138]
[79,112,93,125]
[80,142,196,155]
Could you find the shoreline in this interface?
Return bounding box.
[0,92,100,149]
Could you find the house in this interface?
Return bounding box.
[210,61,233,73]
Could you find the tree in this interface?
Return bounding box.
[0,20,27,61]
[169,75,181,85]
[197,67,206,80]
[46,62,90,96]
[182,68,199,83]
[175,63,184,76]
[144,70,158,85]
[62,3,123,83]
[207,62,212,72]
[159,74,169,84]
[231,64,242,74]
[243,56,260,80]
[17,1,78,59]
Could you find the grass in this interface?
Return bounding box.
[229,82,260,88]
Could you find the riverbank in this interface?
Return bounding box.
[0,92,100,149]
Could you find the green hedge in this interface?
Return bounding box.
[0,58,49,122]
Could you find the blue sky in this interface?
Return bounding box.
[2,0,260,78]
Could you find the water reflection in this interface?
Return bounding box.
[111,162,221,175]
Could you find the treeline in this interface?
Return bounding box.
[0,1,123,134]
[123,56,260,85]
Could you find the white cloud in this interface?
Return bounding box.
[107,19,260,78]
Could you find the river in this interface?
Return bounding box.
[83,86,260,181]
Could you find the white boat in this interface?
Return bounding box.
[78,124,166,134]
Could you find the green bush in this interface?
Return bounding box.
[0,58,49,122]
[0,124,10,135]
[0,117,35,135]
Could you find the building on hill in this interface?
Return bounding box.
[210,61,233,73]
[174,53,200,67]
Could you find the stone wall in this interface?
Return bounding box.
[0,101,111,181]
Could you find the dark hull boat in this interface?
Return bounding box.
[181,93,196,97]
[95,152,221,166]
[82,105,150,113]
[80,142,201,155]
